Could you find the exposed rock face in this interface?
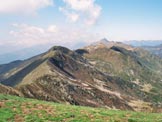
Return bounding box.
[0,84,22,96]
[83,43,162,104]
[0,41,162,112]
[17,75,132,110]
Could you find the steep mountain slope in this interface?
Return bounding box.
[78,40,162,106]
[0,42,162,112]
[0,46,133,110]
[0,44,53,64]
[0,60,22,77]
[0,84,22,96]
[0,52,45,85]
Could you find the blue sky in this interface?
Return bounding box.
[0,0,162,55]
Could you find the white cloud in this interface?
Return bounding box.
[9,24,56,47]
[8,23,101,48]
[0,0,53,14]
[47,25,58,33]
[59,7,79,22]
[60,0,102,25]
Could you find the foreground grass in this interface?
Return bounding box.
[0,94,162,122]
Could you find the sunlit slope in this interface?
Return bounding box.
[0,94,162,122]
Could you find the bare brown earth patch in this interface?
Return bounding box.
[0,101,5,108]
[14,115,24,122]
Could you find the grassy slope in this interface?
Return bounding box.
[0,94,162,122]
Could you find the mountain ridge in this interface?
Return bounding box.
[0,40,162,112]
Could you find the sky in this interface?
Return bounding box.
[0,0,162,55]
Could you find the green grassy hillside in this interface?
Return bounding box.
[0,94,162,122]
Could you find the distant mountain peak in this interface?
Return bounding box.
[100,38,109,44]
[85,38,134,52]
[93,38,109,45]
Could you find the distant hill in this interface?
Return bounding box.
[125,40,162,47]
[142,44,162,58]
[0,42,87,65]
[124,40,162,58]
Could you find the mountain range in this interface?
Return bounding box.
[1,40,162,65]
[125,40,162,47]
[0,39,162,112]
[142,44,162,58]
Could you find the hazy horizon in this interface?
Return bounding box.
[0,0,162,64]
